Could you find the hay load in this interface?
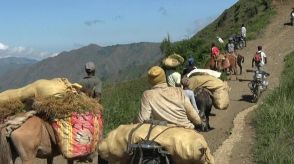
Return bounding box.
[0,78,103,159]
[98,123,215,164]
[188,74,230,110]
[0,99,27,123]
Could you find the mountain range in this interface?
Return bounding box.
[0,57,37,77]
[0,42,162,91]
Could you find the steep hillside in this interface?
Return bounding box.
[0,42,162,91]
[0,57,37,76]
[195,0,273,41]
[160,0,274,65]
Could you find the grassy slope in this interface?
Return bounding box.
[167,0,275,66]
[101,0,275,133]
[253,52,294,163]
[102,77,150,134]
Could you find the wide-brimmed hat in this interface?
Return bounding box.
[148,66,166,86]
[162,53,184,68]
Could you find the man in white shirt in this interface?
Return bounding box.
[241,24,247,47]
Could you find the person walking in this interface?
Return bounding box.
[241,24,247,47]
[162,53,184,87]
[181,77,199,113]
[78,61,102,103]
[211,42,221,69]
[252,45,267,71]
[182,57,197,76]
[227,37,235,54]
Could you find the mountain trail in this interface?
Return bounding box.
[207,1,294,163]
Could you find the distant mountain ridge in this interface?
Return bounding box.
[0,42,162,91]
[0,57,37,77]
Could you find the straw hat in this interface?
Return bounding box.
[162,53,184,68]
[148,66,166,86]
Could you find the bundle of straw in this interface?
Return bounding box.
[32,93,102,119]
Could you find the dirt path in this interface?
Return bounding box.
[203,1,294,163]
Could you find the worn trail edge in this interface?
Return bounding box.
[213,105,257,164]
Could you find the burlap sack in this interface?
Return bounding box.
[0,78,82,103]
[98,123,215,164]
[188,75,224,91]
[212,82,230,110]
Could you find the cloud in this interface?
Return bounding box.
[84,19,105,26]
[113,15,123,21]
[0,42,9,50]
[158,7,168,16]
[0,42,58,60]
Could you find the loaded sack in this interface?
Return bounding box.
[98,122,215,164]
[188,74,230,110]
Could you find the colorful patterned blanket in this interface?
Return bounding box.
[51,111,103,158]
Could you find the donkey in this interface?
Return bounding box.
[0,116,98,164]
[194,87,213,132]
[205,53,244,80]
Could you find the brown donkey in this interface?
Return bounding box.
[0,116,96,164]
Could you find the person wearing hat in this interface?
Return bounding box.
[78,61,102,103]
[136,66,202,129]
[182,57,197,76]
[162,53,184,87]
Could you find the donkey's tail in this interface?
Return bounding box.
[0,128,13,164]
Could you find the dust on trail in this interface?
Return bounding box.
[211,0,294,163]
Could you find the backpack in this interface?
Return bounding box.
[254,52,262,63]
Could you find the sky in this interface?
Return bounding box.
[0,0,238,60]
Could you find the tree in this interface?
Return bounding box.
[160,34,174,56]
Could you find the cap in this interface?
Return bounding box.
[85,61,95,71]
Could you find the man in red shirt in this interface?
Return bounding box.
[211,42,220,69]
[211,42,220,58]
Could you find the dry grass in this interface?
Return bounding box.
[0,99,26,122]
[32,93,102,119]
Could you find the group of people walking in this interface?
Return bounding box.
[211,23,267,72]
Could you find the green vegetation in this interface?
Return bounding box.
[160,0,275,67]
[102,77,150,134]
[253,51,294,163]
[101,0,275,133]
